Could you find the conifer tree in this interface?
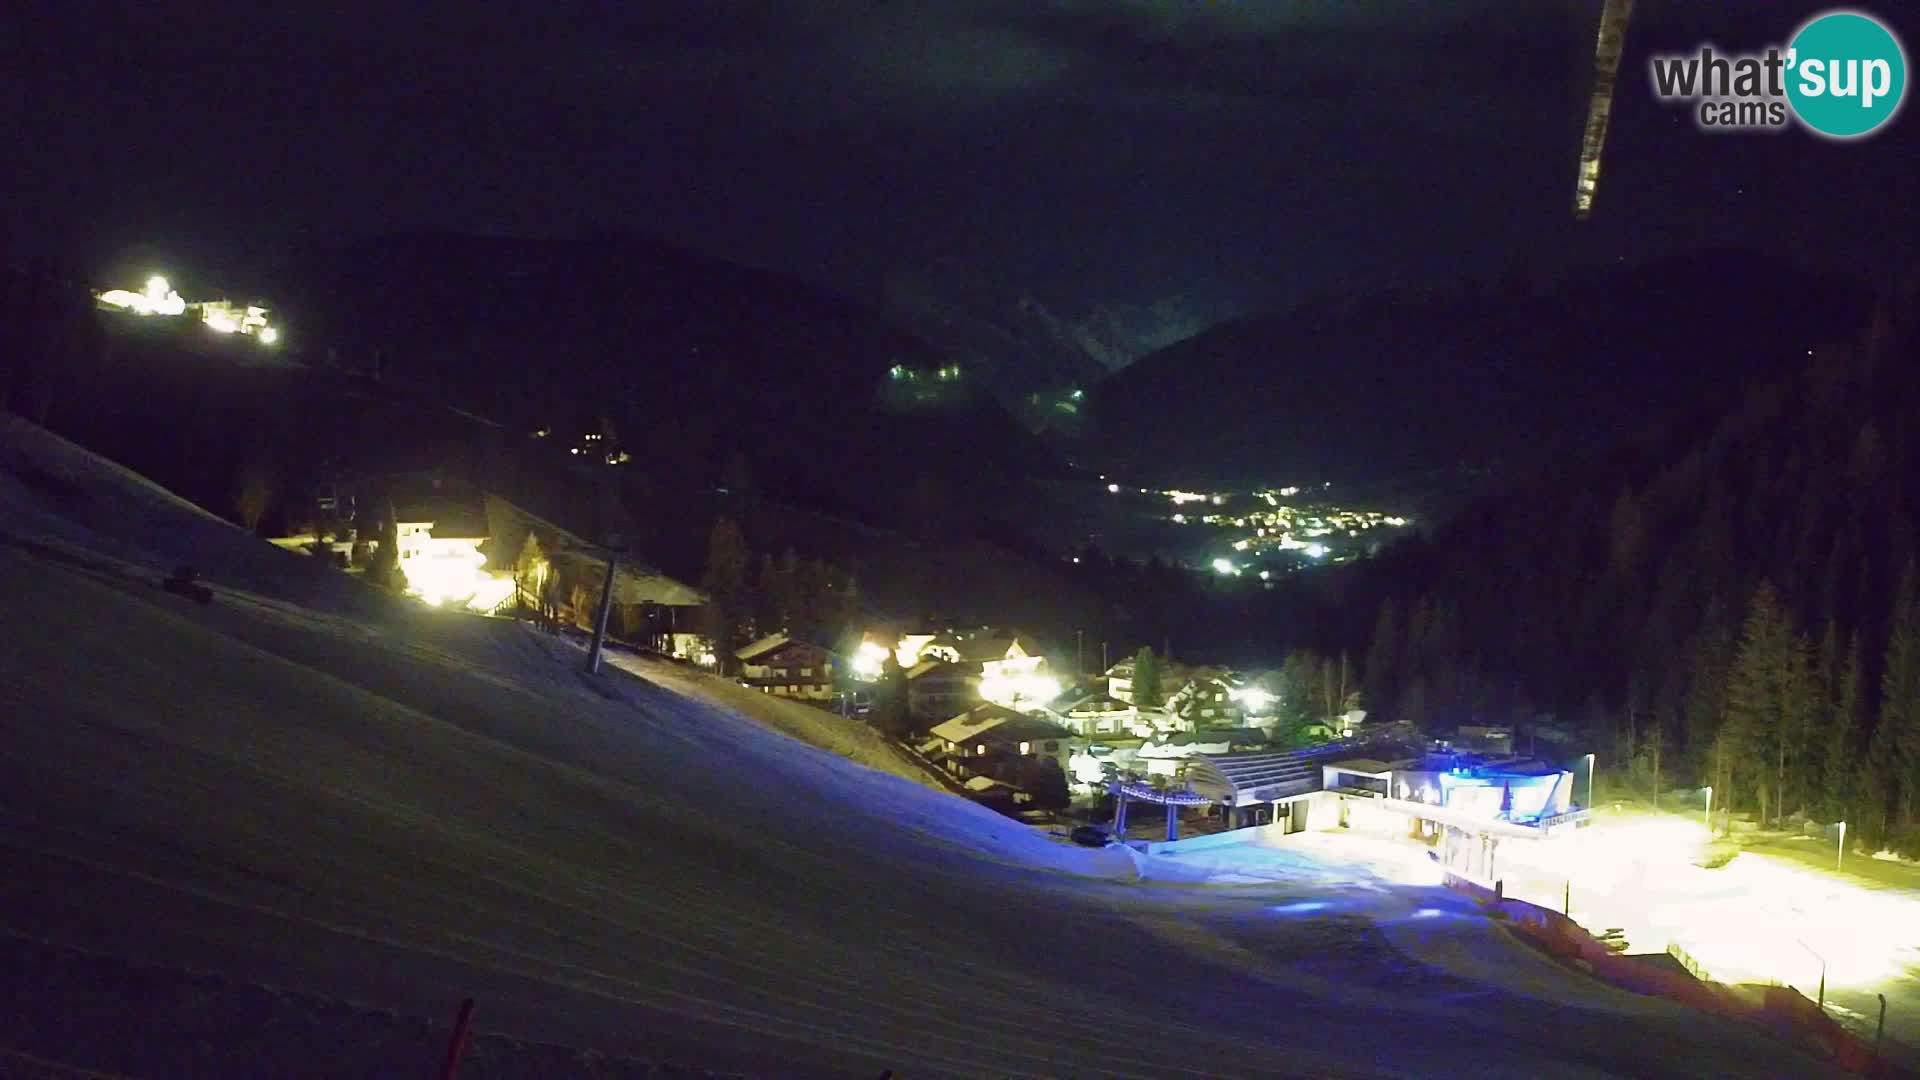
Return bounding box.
[1883,562,1920,826]
[1828,632,1866,822]
[1132,647,1164,708]
[701,517,752,663]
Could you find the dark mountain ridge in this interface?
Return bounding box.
[1083,249,1869,503]
[269,229,1064,530]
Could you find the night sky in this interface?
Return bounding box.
[7,1,1916,345]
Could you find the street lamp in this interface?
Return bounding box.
[1584,753,1596,809]
[1838,820,1847,872]
[1704,785,1713,833]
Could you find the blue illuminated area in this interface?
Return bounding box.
[1435,761,1572,822]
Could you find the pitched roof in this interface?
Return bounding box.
[963,775,1023,793]
[929,704,1072,747]
[1187,743,1400,805]
[391,494,489,538]
[1326,758,1395,775]
[1170,727,1265,746]
[948,637,1017,663]
[735,633,791,661]
[906,659,976,681]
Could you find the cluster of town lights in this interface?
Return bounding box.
[96,274,280,345]
[98,276,187,316]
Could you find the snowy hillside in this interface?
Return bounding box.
[0,417,1827,1077]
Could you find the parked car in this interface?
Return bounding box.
[1069,825,1113,848]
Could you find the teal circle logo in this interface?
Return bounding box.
[1786,11,1907,138]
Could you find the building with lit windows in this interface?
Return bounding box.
[1165,673,1242,730]
[1321,752,1582,881]
[390,496,508,611]
[736,634,840,700]
[926,704,1073,784]
[922,629,1056,707]
[1050,690,1134,736]
[905,660,978,725]
[191,299,274,339]
[94,276,281,344]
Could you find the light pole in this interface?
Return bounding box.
[1704,785,1713,832]
[1838,820,1847,872]
[585,535,626,675]
[586,549,618,674]
[1797,938,1826,1011]
[1584,753,1596,809]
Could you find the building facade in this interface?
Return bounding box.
[736,634,840,700]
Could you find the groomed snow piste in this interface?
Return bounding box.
[0,417,1827,1077]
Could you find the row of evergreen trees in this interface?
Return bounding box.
[698,516,860,668]
[1691,574,1920,848]
[1124,643,1355,749]
[1330,272,1920,852]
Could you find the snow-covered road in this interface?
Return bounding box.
[0,418,1832,1077]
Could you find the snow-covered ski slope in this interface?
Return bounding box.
[0,417,1825,1077]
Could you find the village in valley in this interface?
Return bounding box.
[51,269,1708,894]
[247,417,1563,864]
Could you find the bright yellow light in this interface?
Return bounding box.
[851,640,889,680]
[894,635,932,668]
[979,672,1059,707]
[204,311,239,334]
[464,575,516,613]
[1231,687,1273,712]
[257,326,279,345]
[1068,752,1107,785]
[103,281,185,317]
[400,536,492,608]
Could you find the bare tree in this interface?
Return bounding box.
[235,464,276,533]
[1318,653,1351,726]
